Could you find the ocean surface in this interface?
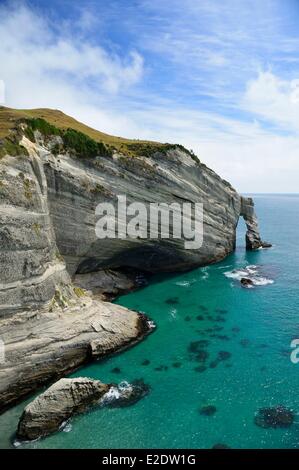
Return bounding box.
[1,194,299,449]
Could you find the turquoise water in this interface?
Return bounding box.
[1,194,299,449]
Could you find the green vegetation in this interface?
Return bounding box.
[32,222,41,236]
[63,128,112,158]
[0,107,200,162]
[0,138,28,159]
[90,182,112,197]
[24,117,113,159]
[27,117,60,137]
[73,286,86,298]
[23,178,33,200]
[24,126,35,142]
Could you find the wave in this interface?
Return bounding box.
[224,265,274,288]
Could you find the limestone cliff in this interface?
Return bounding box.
[0,107,266,411]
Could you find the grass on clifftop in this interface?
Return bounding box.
[0,106,198,160]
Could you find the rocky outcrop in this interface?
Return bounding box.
[17,378,109,440]
[0,108,267,412]
[240,197,271,250]
[0,295,152,412]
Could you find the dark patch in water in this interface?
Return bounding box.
[259,344,268,348]
[254,406,294,428]
[240,339,250,347]
[165,297,179,305]
[260,366,267,372]
[209,360,219,369]
[196,350,209,362]
[184,316,192,322]
[188,340,209,353]
[215,316,226,322]
[172,362,182,368]
[217,351,232,361]
[111,367,121,374]
[280,349,291,357]
[215,308,228,314]
[154,365,168,371]
[214,334,230,341]
[200,405,217,416]
[232,327,240,333]
[196,315,204,321]
[141,359,150,366]
[199,305,208,311]
[225,363,232,368]
[194,365,207,373]
[212,443,231,449]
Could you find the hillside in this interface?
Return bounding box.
[0,106,182,158]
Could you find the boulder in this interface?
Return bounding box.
[17,378,110,441]
[254,405,295,428]
[240,277,254,288]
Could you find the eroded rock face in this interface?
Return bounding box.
[0,118,264,412]
[240,197,271,250]
[17,378,109,440]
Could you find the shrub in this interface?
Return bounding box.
[63,128,112,158]
[27,118,60,137]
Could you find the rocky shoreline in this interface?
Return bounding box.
[0,107,268,414]
[0,297,154,413]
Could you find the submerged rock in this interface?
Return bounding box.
[17,378,109,441]
[240,277,254,288]
[254,406,295,428]
[165,297,179,305]
[200,405,217,416]
[141,359,151,366]
[212,443,231,449]
[217,351,232,361]
[172,362,182,368]
[102,380,151,408]
[194,365,207,373]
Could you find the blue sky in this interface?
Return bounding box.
[1,0,299,192]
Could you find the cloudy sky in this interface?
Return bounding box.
[1,0,299,192]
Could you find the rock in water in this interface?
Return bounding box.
[101,379,151,408]
[17,378,110,441]
[254,406,295,428]
[240,197,270,250]
[240,277,254,288]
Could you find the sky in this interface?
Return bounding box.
[1,0,299,192]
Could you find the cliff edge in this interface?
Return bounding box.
[0,107,267,411]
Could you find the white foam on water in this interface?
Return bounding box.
[170,308,177,318]
[100,381,133,406]
[61,421,72,433]
[147,320,156,330]
[224,265,274,288]
[175,280,191,287]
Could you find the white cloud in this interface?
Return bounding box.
[1,1,299,193]
[0,2,143,99]
[242,71,299,134]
